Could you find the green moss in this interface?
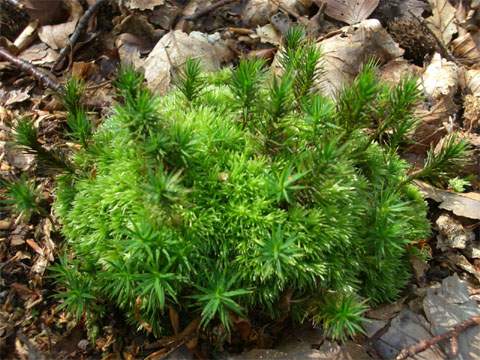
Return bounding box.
[47,30,445,341]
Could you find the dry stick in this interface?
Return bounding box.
[408,10,460,65]
[0,46,63,93]
[52,0,108,71]
[395,315,480,360]
[184,0,240,21]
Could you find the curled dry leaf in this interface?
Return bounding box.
[256,24,282,46]
[426,0,457,46]
[320,0,379,25]
[451,33,480,64]
[143,30,233,95]
[123,0,165,11]
[317,19,403,97]
[421,53,459,102]
[463,69,480,96]
[38,0,83,50]
[412,99,451,150]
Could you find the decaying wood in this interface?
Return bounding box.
[408,10,460,65]
[0,46,63,93]
[52,0,108,71]
[395,315,480,359]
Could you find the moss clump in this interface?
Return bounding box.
[51,31,433,340]
[11,29,471,343]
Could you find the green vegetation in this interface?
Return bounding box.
[2,27,471,343]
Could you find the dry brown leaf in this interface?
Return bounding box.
[143,30,233,95]
[365,298,406,320]
[379,59,423,85]
[446,253,480,282]
[23,0,68,26]
[415,180,480,220]
[451,33,480,64]
[463,69,480,96]
[426,0,457,46]
[316,19,403,97]
[38,0,83,50]
[19,43,59,65]
[320,0,379,25]
[124,0,165,11]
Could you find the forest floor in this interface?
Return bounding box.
[1,0,480,359]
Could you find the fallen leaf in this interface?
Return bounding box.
[19,43,59,65]
[320,0,379,25]
[435,213,474,251]
[26,239,44,256]
[316,19,403,97]
[451,33,480,64]
[4,89,31,106]
[410,255,429,285]
[143,30,233,95]
[124,0,165,11]
[242,0,308,26]
[365,297,406,320]
[23,0,68,26]
[446,253,480,282]
[10,235,25,246]
[256,24,282,46]
[412,98,451,150]
[415,180,480,220]
[421,53,459,102]
[31,256,49,275]
[426,0,457,46]
[379,59,423,85]
[463,69,480,96]
[71,61,99,81]
[38,0,83,50]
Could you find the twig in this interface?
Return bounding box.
[52,0,108,71]
[408,10,460,65]
[183,0,239,21]
[395,315,480,359]
[0,46,63,93]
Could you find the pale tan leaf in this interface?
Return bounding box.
[315,19,403,97]
[124,0,164,11]
[426,0,457,46]
[415,180,480,220]
[451,33,480,64]
[144,30,233,95]
[320,0,379,25]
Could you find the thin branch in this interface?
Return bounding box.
[0,46,63,93]
[52,0,108,71]
[395,315,480,360]
[183,0,239,21]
